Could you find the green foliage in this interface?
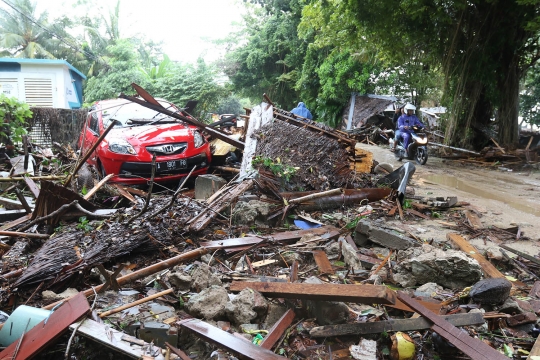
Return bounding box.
[84,40,149,103]
[345,217,361,230]
[252,156,297,181]
[402,199,412,210]
[76,216,93,233]
[0,94,31,143]
[216,95,243,115]
[520,64,540,126]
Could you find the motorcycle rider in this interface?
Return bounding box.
[397,103,424,157]
[391,105,404,152]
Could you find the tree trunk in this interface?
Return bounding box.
[496,60,520,146]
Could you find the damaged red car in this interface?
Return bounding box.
[78,98,211,185]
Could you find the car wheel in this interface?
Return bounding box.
[415,148,428,165]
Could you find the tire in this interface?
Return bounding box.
[415,147,428,165]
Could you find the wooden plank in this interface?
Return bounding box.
[180,319,287,360]
[200,226,340,250]
[23,176,40,198]
[70,319,162,359]
[0,213,31,231]
[230,282,396,305]
[0,292,90,360]
[397,292,508,360]
[464,210,482,230]
[312,250,334,275]
[447,233,504,278]
[310,312,484,337]
[165,342,191,360]
[260,309,295,350]
[113,184,137,204]
[386,298,442,314]
[499,244,540,267]
[406,209,430,220]
[84,174,114,200]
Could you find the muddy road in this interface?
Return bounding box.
[357,143,540,256]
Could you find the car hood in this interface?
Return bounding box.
[108,123,193,144]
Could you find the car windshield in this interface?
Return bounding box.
[102,101,177,128]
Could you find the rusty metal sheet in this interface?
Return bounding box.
[312,250,334,275]
[200,225,340,250]
[260,309,295,350]
[0,292,90,359]
[180,319,287,360]
[397,292,508,360]
[230,282,396,305]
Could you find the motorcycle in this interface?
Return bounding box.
[389,126,429,165]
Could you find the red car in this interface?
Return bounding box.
[78,98,211,185]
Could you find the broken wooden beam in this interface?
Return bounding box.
[0,292,90,360]
[280,188,392,211]
[499,244,540,267]
[229,282,396,305]
[23,176,40,198]
[165,342,191,360]
[312,250,334,275]
[464,210,482,230]
[397,291,508,360]
[260,309,295,350]
[387,298,442,314]
[447,233,505,279]
[310,312,483,337]
[180,319,287,360]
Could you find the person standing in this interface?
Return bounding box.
[290,102,313,120]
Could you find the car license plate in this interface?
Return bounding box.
[157,159,187,172]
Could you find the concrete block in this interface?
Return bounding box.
[354,219,418,250]
[194,174,227,200]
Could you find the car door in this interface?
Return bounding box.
[81,111,101,166]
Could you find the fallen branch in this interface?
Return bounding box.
[0,176,66,182]
[0,230,49,239]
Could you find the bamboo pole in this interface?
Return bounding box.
[287,188,342,204]
[0,230,49,239]
[0,176,66,182]
[99,288,173,318]
[43,247,209,310]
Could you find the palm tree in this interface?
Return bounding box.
[0,0,57,58]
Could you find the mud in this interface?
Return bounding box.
[357,143,540,257]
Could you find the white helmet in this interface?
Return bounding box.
[404,103,416,112]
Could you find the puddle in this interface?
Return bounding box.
[422,174,540,217]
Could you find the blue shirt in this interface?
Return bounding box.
[397,114,424,131]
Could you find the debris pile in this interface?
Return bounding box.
[0,86,539,360]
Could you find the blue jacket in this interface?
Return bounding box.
[290,102,313,120]
[397,114,424,131]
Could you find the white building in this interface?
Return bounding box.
[0,58,85,109]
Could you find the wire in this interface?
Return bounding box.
[0,0,109,67]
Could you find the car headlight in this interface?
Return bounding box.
[193,131,204,148]
[108,138,137,155]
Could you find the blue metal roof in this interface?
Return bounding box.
[0,58,86,79]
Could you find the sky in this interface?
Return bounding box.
[27,0,246,64]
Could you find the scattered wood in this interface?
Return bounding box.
[312,250,334,275]
[187,179,254,232]
[464,210,482,230]
[499,244,540,267]
[96,264,124,292]
[406,208,430,220]
[260,309,295,350]
[180,319,287,360]
[0,230,49,239]
[289,261,299,282]
[310,312,484,337]
[43,247,209,310]
[14,188,32,214]
[288,188,342,205]
[229,282,396,305]
[113,184,137,204]
[23,176,40,198]
[281,188,392,211]
[165,342,191,360]
[251,259,278,268]
[397,291,508,360]
[0,196,25,210]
